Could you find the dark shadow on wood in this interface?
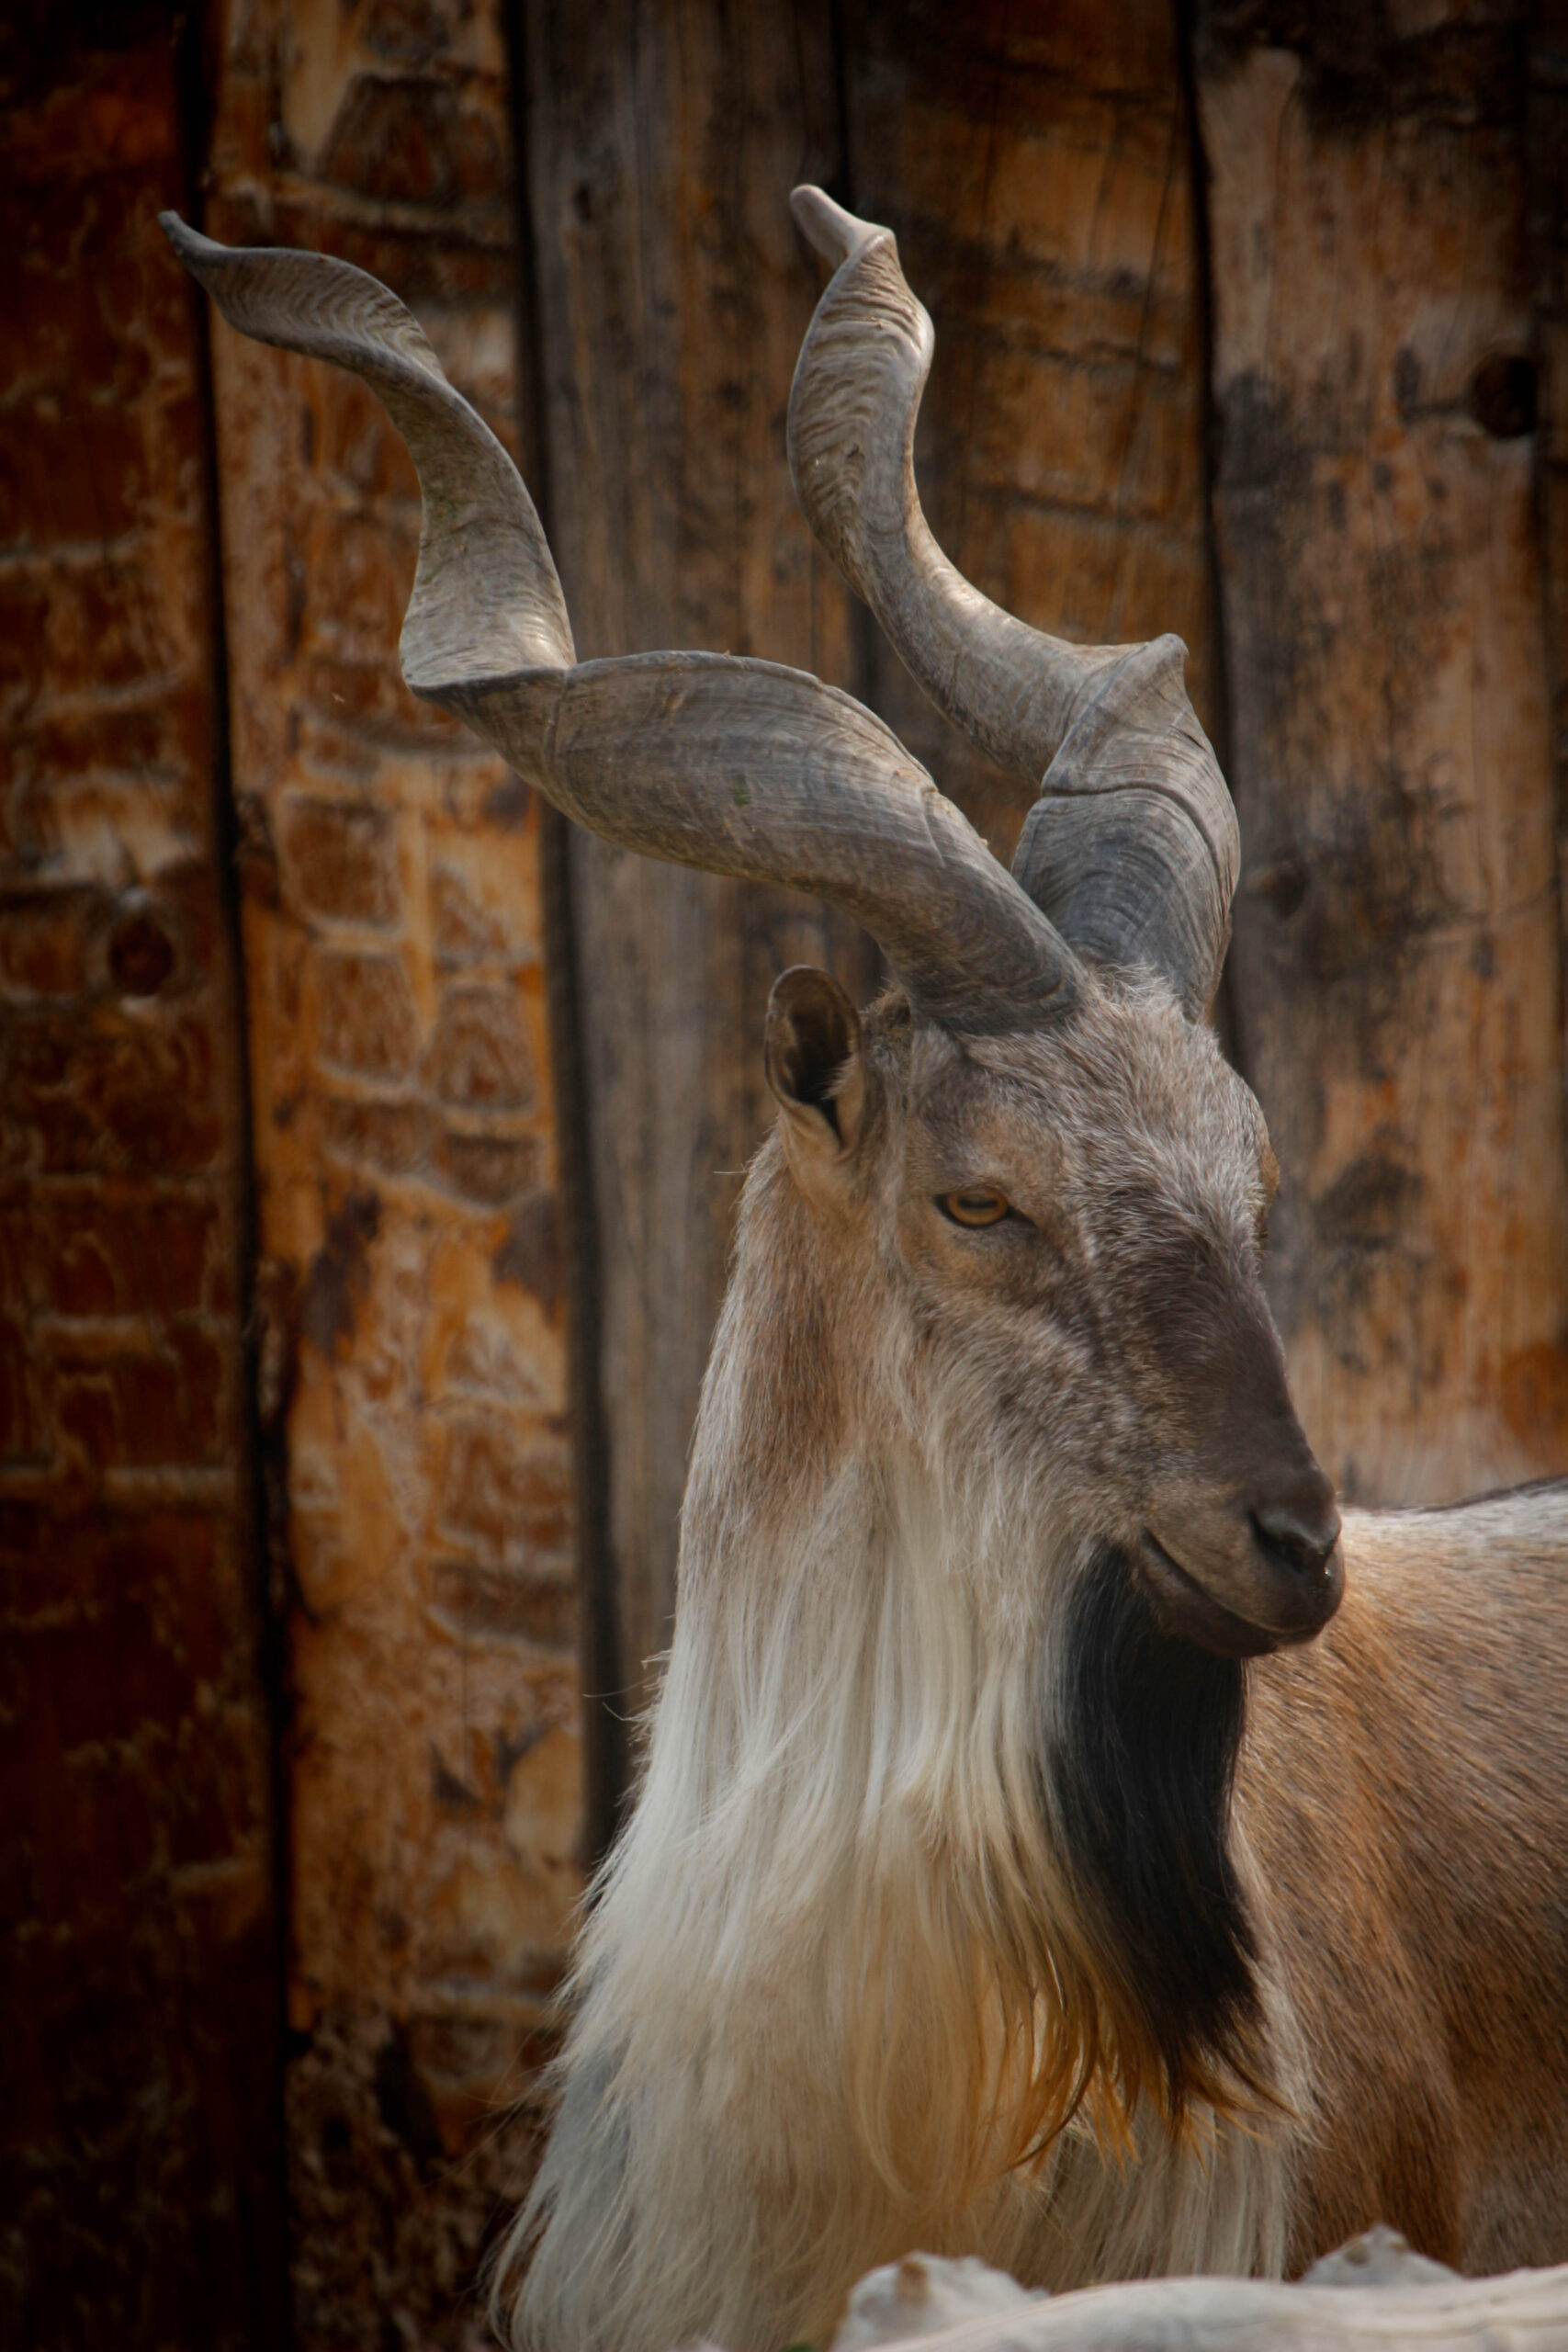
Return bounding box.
[1176,0,1243,1073]
[504,0,629,1871]
[174,8,294,2336]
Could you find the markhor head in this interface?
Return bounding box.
[744,956,1337,2135]
[761,963,1341,1666]
[159,183,1337,1663]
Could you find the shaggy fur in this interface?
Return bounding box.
[493,974,1568,2352]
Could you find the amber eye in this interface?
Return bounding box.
[939,1188,1012,1228]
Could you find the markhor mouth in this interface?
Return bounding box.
[1137,1530,1282,1658]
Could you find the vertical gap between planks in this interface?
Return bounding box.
[503,0,630,1868]
[1176,0,1243,1070]
[172,5,296,2335]
[825,0,886,1003]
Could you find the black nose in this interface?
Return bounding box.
[1251,1496,1341,1582]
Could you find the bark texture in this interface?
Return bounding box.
[1198,2,1568,1502]
[0,11,285,2347]
[201,3,579,2341]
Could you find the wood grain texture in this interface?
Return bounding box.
[840,0,1223,866]
[1532,5,1568,1114]
[517,0,874,1703]
[0,16,285,2345]
[201,2,578,2338]
[1198,6,1568,1504]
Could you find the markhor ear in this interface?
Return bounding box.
[764,967,865,1174]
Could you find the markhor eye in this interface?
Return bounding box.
[939,1188,1012,1228]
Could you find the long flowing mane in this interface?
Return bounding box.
[496,1117,1292,2352]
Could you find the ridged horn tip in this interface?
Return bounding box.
[159,209,202,261]
[789,186,886,273]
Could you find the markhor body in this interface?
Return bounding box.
[163,182,1568,2352]
[504,1005,1568,2350]
[1248,1488,1568,2270]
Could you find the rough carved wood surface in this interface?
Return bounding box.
[201,1,579,2339]
[1199,3,1568,1503]
[0,13,285,2347]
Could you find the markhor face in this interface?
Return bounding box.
[885,980,1343,1657]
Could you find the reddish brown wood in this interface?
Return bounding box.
[201,1,579,2339]
[1532,5,1568,1111]
[0,14,284,2346]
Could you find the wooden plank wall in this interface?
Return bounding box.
[199,2,581,2340]
[841,0,1222,857]
[8,3,1568,2346]
[1198,0,1568,1505]
[0,10,285,2346]
[1533,4,1568,1125]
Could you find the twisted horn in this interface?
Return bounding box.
[163,212,1077,1034]
[787,187,1239,1021]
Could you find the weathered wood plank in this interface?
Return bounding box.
[202,1,578,2337]
[1531,6,1568,1110]
[1197,6,1568,1503]
[840,0,1223,862]
[0,16,285,2344]
[518,0,873,1706]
